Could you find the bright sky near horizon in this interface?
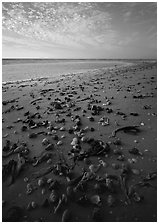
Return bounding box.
[2,2,157,59]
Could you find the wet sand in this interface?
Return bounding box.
[2,61,157,222]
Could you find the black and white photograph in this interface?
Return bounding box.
[2,1,157,222]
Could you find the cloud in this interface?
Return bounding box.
[2,2,114,49]
[2,2,157,59]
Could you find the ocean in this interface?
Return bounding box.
[2,59,132,82]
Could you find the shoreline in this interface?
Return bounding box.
[2,61,142,85]
[2,62,135,85]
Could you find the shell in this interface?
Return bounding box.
[81,136,88,142]
[47,158,52,164]
[49,180,59,190]
[24,177,29,182]
[28,133,37,138]
[61,209,71,222]
[132,192,142,202]
[57,140,63,145]
[45,143,54,151]
[71,138,78,146]
[66,186,74,198]
[59,127,65,131]
[90,195,101,205]
[42,138,50,145]
[107,195,115,207]
[38,177,46,187]
[49,190,58,203]
[89,164,101,173]
[31,201,37,209]
[131,169,140,175]
[41,188,46,195]
[47,178,54,184]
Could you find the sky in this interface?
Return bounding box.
[2,2,157,59]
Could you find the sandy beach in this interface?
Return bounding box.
[2,61,157,222]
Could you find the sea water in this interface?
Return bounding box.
[2,59,131,82]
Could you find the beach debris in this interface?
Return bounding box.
[28,133,37,138]
[132,192,143,203]
[26,183,34,195]
[61,209,71,222]
[42,138,50,145]
[32,152,53,167]
[77,195,90,206]
[24,177,29,182]
[3,143,29,158]
[113,138,122,145]
[99,159,107,167]
[54,194,67,214]
[128,158,138,164]
[49,180,59,191]
[130,112,139,116]
[91,105,104,115]
[71,137,79,146]
[90,195,101,205]
[45,143,55,151]
[98,116,109,126]
[49,190,59,204]
[27,201,37,210]
[88,139,110,156]
[117,155,125,161]
[41,188,46,195]
[31,201,37,209]
[131,169,140,175]
[57,140,63,145]
[143,105,151,109]
[2,97,19,106]
[119,165,131,204]
[66,186,74,198]
[30,97,42,105]
[129,147,142,156]
[38,177,46,187]
[112,125,140,137]
[60,126,65,131]
[107,194,116,207]
[143,171,157,181]
[89,164,101,174]
[3,156,25,185]
[50,101,63,109]
[21,125,28,131]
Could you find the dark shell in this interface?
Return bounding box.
[28,133,37,138]
[129,147,142,155]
